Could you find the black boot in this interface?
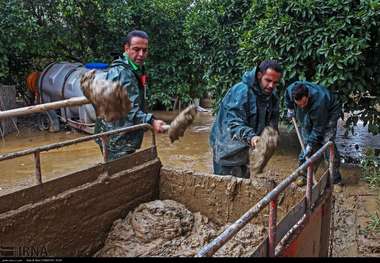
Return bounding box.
[333,170,342,185]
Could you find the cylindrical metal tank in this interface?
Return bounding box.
[37,62,108,132]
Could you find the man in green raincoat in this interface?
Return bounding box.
[285,81,343,186]
[95,30,166,160]
[209,60,283,178]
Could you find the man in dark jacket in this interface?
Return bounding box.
[209,60,283,178]
[285,81,343,186]
[94,30,166,160]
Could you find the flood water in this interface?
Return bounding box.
[0,110,378,193]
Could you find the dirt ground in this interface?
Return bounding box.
[331,178,380,257]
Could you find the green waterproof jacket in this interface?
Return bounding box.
[209,68,279,166]
[94,55,153,160]
[285,81,342,148]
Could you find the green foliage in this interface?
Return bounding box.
[129,0,198,110]
[0,0,379,135]
[184,0,252,108]
[239,0,380,134]
[360,148,380,188]
[362,212,380,235]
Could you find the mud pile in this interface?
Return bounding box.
[95,199,266,257]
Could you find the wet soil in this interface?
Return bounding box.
[331,173,380,257]
[0,110,379,257]
[95,199,266,257]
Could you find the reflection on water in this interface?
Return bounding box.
[336,120,380,163]
[0,110,378,193]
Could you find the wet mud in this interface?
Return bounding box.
[95,199,266,257]
[331,172,380,257]
[250,126,279,176]
[167,104,197,143]
[80,70,132,122]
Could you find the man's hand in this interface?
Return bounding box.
[152,119,167,133]
[250,136,260,148]
[299,144,313,164]
[287,109,295,120]
[304,144,313,158]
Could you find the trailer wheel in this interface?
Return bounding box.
[38,113,50,131]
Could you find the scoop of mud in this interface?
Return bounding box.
[168,105,197,143]
[250,126,279,177]
[80,70,132,122]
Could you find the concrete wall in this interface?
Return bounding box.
[159,168,302,226]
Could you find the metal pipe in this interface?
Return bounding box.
[0,123,154,162]
[292,117,305,151]
[292,117,317,185]
[268,198,278,257]
[306,163,313,212]
[0,97,90,120]
[196,141,333,257]
[34,151,42,185]
[329,143,335,188]
[100,135,109,162]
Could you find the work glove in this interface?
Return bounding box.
[287,109,295,120]
[304,144,313,158]
[298,144,313,165]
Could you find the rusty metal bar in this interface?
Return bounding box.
[268,198,278,257]
[329,143,335,188]
[306,163,313,212]
[100,135,109,162]
[196,141,333,257]
[0,123,155,162]
[0,97,90,120]
[33,151,42,185]
[276,213,308,255]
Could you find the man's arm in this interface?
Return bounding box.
[306,101,329,147]
[225,85,256,147]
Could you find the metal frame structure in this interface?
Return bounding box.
[0,126,335,257]
[196,141,335,257]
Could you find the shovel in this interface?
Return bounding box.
[291,117,317,185]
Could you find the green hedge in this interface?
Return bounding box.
[0,0,379,134]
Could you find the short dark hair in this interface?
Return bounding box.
[123,30,149,46]
[258,60,283,74]
[292,84,309,101]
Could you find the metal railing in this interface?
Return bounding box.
[0,123,156,185]
[196,141,335,257]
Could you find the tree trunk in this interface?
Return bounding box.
[0,84,17,136]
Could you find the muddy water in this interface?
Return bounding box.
[0,128,102,191]
[336,119,380,163]
[0,111,376,193]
